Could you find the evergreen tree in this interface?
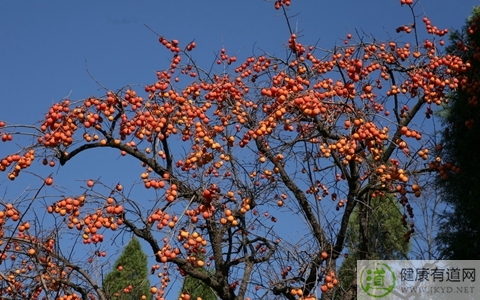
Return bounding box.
[347,195,409,260]
[180,274,218,300]
[179,253,217,300]
[334,195,409,299]
[103,237,152,300]
[435,6,480,260]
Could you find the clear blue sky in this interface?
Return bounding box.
[0,0,478,297]
[1,0,477,124]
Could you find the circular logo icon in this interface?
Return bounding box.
[359,262,396,298]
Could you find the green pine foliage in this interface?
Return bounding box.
[180,273,218,300]
[335,195,409,298]
[103,237,152,300]
[344,195,409,260]
[435,6,480,260]
[179,254,217,300]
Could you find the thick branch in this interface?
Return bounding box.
[205,215,232,299]
[122,217,162,262]
[358,197,370,260]
[382,95,425,162]
[332,160,361,258]
[171,256,238,300]
[237,260,253,300]
[56,279,90,300]
[301,254,323,296]
[57,139,197,198]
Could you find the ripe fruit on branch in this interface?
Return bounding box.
[45,176,53,186]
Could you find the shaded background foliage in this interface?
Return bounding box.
[103,237,152,300]
[334,194,409,299]
[436,6,480,260]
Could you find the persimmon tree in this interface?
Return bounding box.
[0,0,468,299]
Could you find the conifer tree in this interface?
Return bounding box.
[435,6,480,260]
[179,253,217,300]
[335,195,409,299]
[103,237,152,300]
[180,274,218,300]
